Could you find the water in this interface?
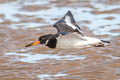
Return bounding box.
[0,0,120,36]
[5,52,87,63]
[0,0,120,80]
[38,73,67,80]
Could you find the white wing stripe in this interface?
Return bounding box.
[65,16,76,30]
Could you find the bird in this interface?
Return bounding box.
[25,10,110,49]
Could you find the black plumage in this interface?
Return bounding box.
[53,10,83,35]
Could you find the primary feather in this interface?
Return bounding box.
[53,10,83,35]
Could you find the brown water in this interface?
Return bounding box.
[0,0,120,80]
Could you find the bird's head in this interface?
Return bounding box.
[25,34,57,48]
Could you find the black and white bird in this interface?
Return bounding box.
[25,10,110,49]
[53,10,83,35]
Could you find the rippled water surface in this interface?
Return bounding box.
[0,0,120,80]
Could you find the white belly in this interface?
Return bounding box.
[56,34,101,49]
[74,36,101,47]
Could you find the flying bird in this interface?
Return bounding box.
[25,10,110,49]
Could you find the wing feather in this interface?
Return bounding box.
[53,10,83,35]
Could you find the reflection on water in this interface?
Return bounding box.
[5,52,87,63]
[38,73,67,80]
[0,0,120,36]
[91,1,120,11]
[0,0,120,80]
[104,54,120,60]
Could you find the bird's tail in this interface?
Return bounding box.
[101,40,110,43]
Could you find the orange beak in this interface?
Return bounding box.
[25,41,40,47]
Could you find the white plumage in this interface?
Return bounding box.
[65,15,77,30]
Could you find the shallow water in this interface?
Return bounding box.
[0,0,120,80]
[38,73,68,80]
[5,52,87,63]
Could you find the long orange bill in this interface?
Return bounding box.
[25,41,40,47]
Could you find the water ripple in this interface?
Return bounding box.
[5,52,87,63]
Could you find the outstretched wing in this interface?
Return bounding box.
[53,10,83,36]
